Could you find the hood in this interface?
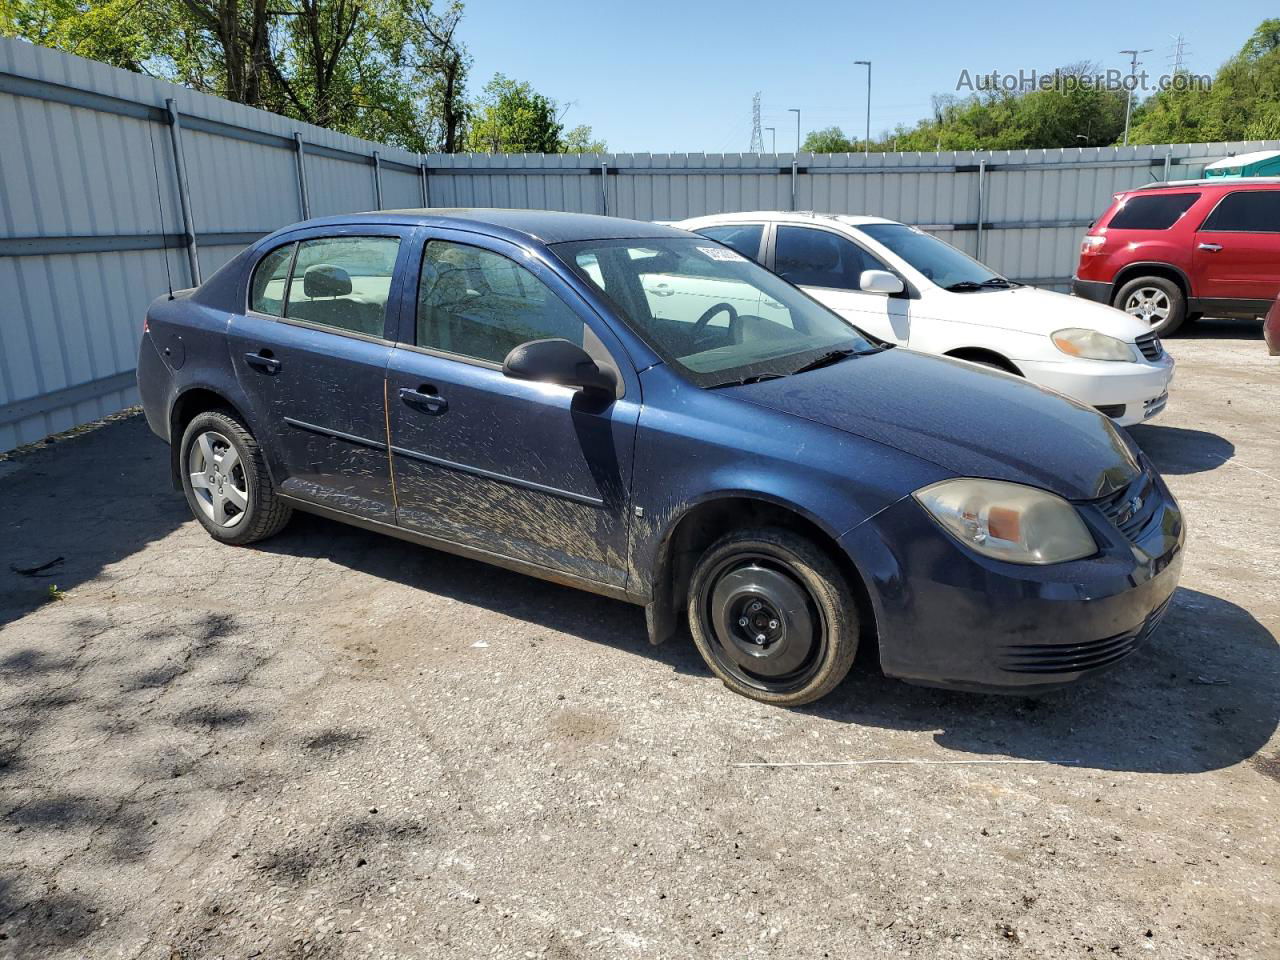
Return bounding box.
[931,285,1151,340]
[726,348,1140,501]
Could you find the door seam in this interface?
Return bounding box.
[383,377,400,517]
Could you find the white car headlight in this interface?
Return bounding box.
[1051,327,1136,362]
[913,478,1096,565]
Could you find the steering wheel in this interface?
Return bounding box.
[691,302,739,347]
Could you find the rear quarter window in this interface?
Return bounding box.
[1106,193,1200,230]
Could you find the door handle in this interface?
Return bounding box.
[399,385,448,415]
[244,351,282,374]
[1198,243,1222,252]
[651,283,674,297]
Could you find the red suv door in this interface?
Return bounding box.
[1192,188,1280,303]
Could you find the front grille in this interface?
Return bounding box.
[1096,470,1161,541]
[998,596,1173,674]
[1135,332,1163,360]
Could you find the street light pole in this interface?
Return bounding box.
[766,126,776,153]
[854,60,871,154]
[788,109,801,152]
[1119,48,1151,146]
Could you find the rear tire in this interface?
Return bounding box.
[1114,275,1186,336]
[179,410,292,545]
[687,527,859,707]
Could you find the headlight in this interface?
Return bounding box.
[1051,328,1136,362]
[913,478,1096,564]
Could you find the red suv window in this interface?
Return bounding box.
[1107,193,1200,230]
[1201,190,1280,233]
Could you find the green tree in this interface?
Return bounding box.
[0,0,480,152]
[465,73,562,152]
[1131,18,1280,143]
[560,123,605,153]
[802,126,856,152]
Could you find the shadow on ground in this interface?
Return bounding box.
[267,512,1278,778]
[1128,423,1235,475]
[1177,316,1264,340]
[0,415,187,629]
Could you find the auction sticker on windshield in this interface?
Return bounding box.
[698,245,746,262]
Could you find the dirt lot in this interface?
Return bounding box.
[1,321,1276,960]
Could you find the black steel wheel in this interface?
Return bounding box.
[687,527,859,706]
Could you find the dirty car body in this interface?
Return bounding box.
[137,209,1184,705]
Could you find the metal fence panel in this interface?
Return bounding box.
[3,36,1279,452]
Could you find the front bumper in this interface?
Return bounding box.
[1019,354,1174,426]
[1072,276,1113,305]
[839,465,1185,694]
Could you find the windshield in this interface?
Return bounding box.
[858,222,1010,291]
[553,237,878,387]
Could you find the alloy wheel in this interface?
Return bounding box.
[1123,286,1172,328]
[187,430,249,528]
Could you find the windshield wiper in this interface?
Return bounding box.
[945,277,1018,292]
[706,372,786,389]
[789,348,860,375]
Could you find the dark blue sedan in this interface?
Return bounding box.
[136,209,1184,705]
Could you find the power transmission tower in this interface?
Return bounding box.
[1169,34,1189,74]
[749,92,764,154]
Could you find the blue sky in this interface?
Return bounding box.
[462,0,1276,153]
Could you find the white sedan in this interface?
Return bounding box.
[673,211,1174,426]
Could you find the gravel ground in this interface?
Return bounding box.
[1,320,1277,960]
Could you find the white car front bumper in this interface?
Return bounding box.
[1018,354,1175,427]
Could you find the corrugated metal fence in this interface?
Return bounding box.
[3,37,1277,452]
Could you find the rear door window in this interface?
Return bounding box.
[282,236,401,337]
[1106,193,1200,230]
[694,223,765,261]
[774,226,889,291]
[1200,190,1280,233]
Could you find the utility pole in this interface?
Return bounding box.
[789,108,801,152]
[766,126,776,153]
[854,60,871,154]
[1119,48,1152,146]
[749,92,765,154]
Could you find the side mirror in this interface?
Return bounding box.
[503,338,617,398]
[860,269,905,295]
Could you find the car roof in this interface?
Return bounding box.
[1127,178,1280,192]
[678,210,900,228]
[283,208,692,245]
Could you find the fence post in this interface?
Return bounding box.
[600,161,609,215]
[976,158,987,262]
[372,151,383,209]
[419,159,430,208]
[790,158,798,211]
[164,98,201,286]
[293,133,310,219]
[1163,153,1171,181]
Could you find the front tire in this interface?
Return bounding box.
[1114,275,1186,336]
[179,410,292,545]
[687,527,859,706]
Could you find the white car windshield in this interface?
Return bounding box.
[858,223,1015,292]
[554,237,880,387]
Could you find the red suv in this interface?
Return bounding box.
[1073,180,1280,335]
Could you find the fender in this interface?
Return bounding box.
[165,372,265,490]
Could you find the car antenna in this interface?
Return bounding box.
[146,119,175,299]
